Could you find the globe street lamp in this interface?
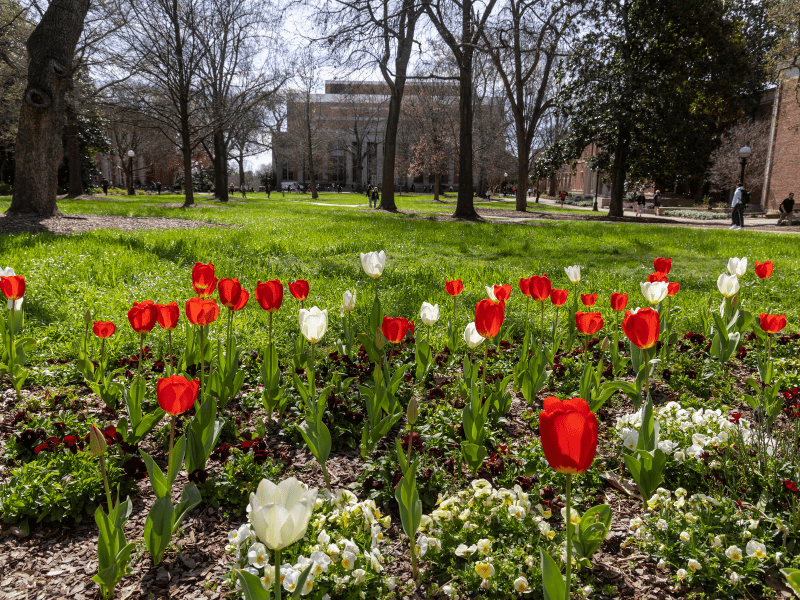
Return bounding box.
[738,146,751,187]
[503,172,507,196]
[127,149,135,196]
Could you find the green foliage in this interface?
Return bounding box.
[196,450,283,515]
[0,450,130,524]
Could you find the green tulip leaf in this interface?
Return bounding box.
[540,547,566,600]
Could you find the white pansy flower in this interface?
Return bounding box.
[725,545,743,561]
[352,568,366,585]
[514,576,530,593]
[476,539,492,555]
[341,551,356,570]
[746,540,767,559]
[247,542,269,569]
[687,559,702,573]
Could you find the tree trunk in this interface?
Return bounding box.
[548,175,556,197]
[380,93,402,211]
[515,130,528,211]
[181,116,194,207]
[7,0,91,216]
[453,59,477,219]
[608,130,629,217]
[214,130,228,202]
[65,97,84,198]
[237,149,245,194]
[434,172,441,202]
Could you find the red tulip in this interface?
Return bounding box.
[232,288,249,311]
[759,313,786,334]
[610,292,628,312]
[667,282,680,297]
[255,280,283,312]
[288,279,310,301]
[186,297,220,326]
[219,278,244,308]
[539,396,598,474]
[475,298,505,338]
[128,301,158,333]
[445,279,464,296]
[580,293,597,307]
[646,272,669,283]
[155,302,180,330]
[653,257,672,275]
[92,321,116,339]
[519,276,532,297]
[493,284,511,303]
[622,307,660,349]
[156,375,200,416]
[550,289,569,306]
[574,311,603,335]
[0,275,25,300]
[755,261,774,279]
[192,262,217,297]
[528,275,552,302]
[382,316,411,344]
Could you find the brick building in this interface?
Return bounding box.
[762,66,800,211]
[272,81,505,192]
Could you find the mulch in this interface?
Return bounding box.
[0,213,230,235]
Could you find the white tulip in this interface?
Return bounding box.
[716,273,740,298]
[485,285,498,301]
[727,257,748,278]
[420,302,440,326]
[564,265,581,284]
[359,251,386,279]
[464,322,485,349]
[249,477,318,551]
[342,290,356,312]
[1,266,15,277]
[640,281,669,304]
[298,307,328,344]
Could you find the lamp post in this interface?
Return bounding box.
[127,150,135,196]
[593,168,600,211]
[738,145,751,186]
[503,172,507,196]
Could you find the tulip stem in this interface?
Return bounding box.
[540,300,546,353]
[99,453,114,512]
[274,548,282,600]
[101,338,106,374]
[138,333,144,376]
[199,326,205,400]
[167,330,174,374]
[564,473,573,600]
[269,312,273,348]
[482,343,489,401]
[168,415,176,459]
[525,296,530,349]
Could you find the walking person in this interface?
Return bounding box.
[559,190,566,207]
[730,184,746,230]
[371,186,380,209]
[652,190,662,216]
[101,178,108,195]
[266,183,271,199]
[777,192,795,226]
[241,184,247,199]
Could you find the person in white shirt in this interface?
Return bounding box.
[730,185,745,230]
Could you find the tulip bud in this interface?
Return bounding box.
[88,424,107,457]
[601,336,610,351]
[84,309,92,325]
[375,327,387,350]
[407,396,419,426]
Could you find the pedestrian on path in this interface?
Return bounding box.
[778,192,795,226]
[559,190,566,207]
[371,187,380,209]
[652,190,662,216]
[730,184,745,230]
[634,192,642,217]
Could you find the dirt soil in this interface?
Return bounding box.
[0,213,229,235]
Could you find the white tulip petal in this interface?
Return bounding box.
[464,322,485,349]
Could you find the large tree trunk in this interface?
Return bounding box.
[214,130,228,202]
[515,129,527,211]
[7,0,91,216]
[380,93,402,211]
[306,101,318,199]
[237,149,245,194]
[454,58,477,219]
[180,115,195,207]
[608,130,630,217]
[65,101,84,198]
[434,172,441,202]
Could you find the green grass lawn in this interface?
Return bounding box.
[0,193,795,362]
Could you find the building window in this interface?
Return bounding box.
[282,161,294,181]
